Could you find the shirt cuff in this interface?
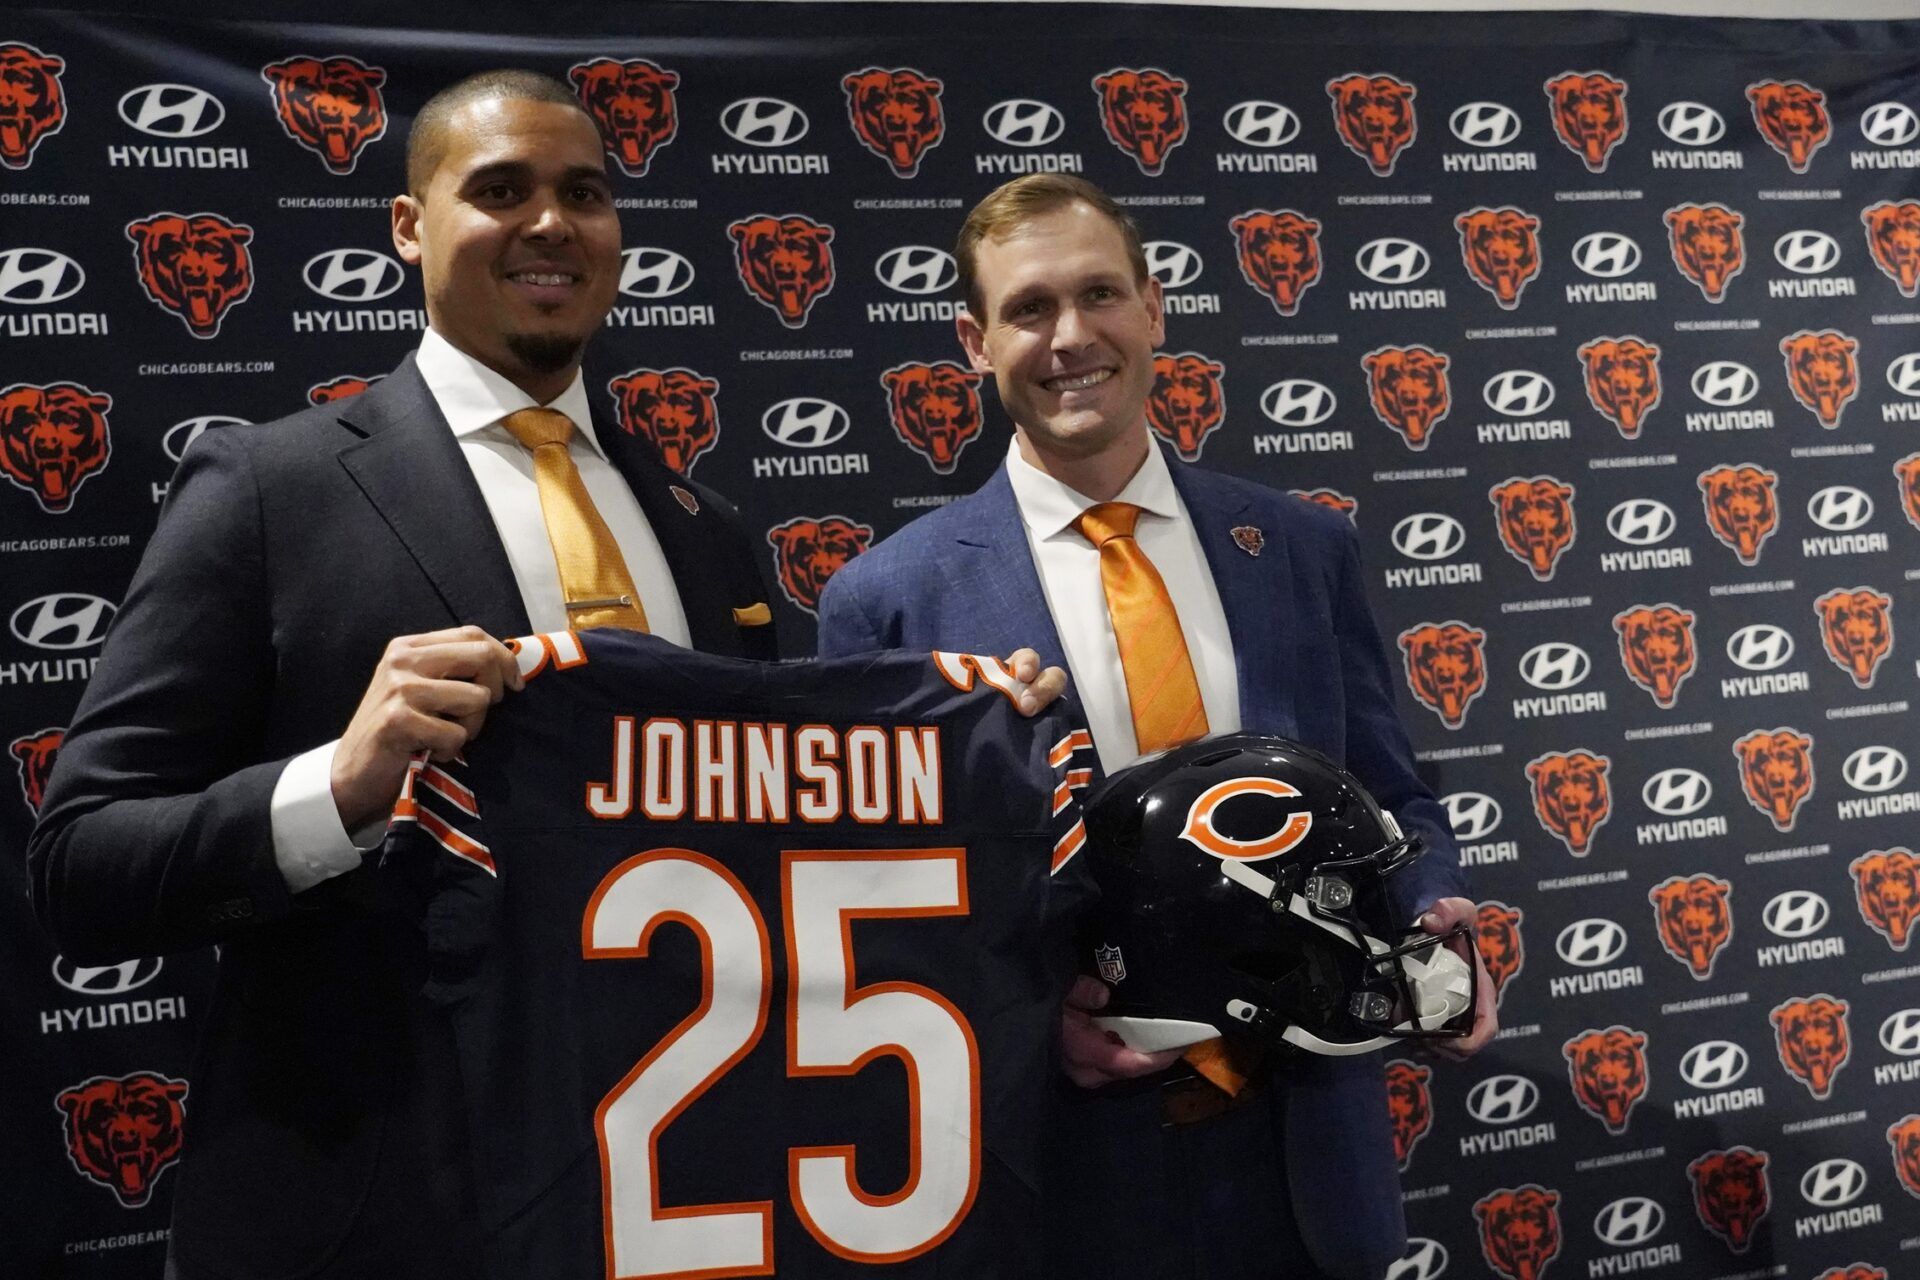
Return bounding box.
[270,740,381,893]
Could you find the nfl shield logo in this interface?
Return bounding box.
[1231,525,1265,556]
[1095,944,1126,984]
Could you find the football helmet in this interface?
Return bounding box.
[1083,733,1474,1057]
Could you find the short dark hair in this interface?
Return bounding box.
[955,175,1148,318]
[406,69,592,197]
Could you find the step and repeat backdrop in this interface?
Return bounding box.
[2,3,1918,1277]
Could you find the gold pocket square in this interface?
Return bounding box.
[732,602,772,627]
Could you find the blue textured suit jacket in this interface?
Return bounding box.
[816,447,1468,1278]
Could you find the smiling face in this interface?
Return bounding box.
[956,200,1164,497]
[392,95,619,401]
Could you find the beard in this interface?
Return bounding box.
[505,330,586,375]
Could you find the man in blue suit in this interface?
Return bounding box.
[817,175,1496,1280]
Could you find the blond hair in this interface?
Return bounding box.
[954,175,1148,317]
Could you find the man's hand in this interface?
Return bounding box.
[1418,896,1498,1058]
[330,627,523,832]
[1061,974,1183,1087]
[1007,647,1068,717]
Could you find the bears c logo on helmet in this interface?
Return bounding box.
[1476,901,1524,1004]
[1563,1026,1649,1135]
[1850,848,1918,952]
[1362,345,1451,451]
[1733,727,1814,833]
[1526,748,1611,857]
[1747,79,1830,173]
[729,213,835,328]
[1779,329,1859,429]
[842,67,945,178]
[1229,210,1322,317]
[1687,1147,1770,1254]
[1665,203,1746,303]
[569,57,679,178]
[1697,463,1778,566]
[1862,200,1920,298]
[1613,604,1696,708]
[1489,476,1576,581]
[1397,621,1488,730]
[1383,1060,1432,1171]
[1473,1185,1561,1280]
[607,367,720,475]
[260,55,387,175]
[1815,587,1893,689]
[1179,777,1313,862]
[308,375,382,405]
[0,42,67,169]
[1326,73,1417,177]
[1544,71,1628,173]
[125,211,255,339]
[0,382,111,515]
[1146,353,1226,461]
[1577,337,1662,438]
[54,1072,189,1209]
[1649,874,1733,980]
[766,515,873,616]
[10,727,63,813]
[1770,994,1850,1099]
[882,361,983,475]
[1456,207,1542,309]
[1092,67,1189,176]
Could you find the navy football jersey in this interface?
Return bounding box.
[383,629,1095,1279]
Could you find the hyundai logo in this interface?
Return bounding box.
[51,955,164,997]
[1449,101,1522,149]
[1144,240,1204,289]
[302,249,403,302]
[874,245,957,296]
[1466,1074,1540,1124]
[1442,792,1502,841]
[982,98,1066,148]
[117,83,224,139]
[1885,352,1920,398]
[9,594,115,650]
[1862,101,1920,148]
[1763,890,1829,939]
[1806,485,1872,532]
[1606,499,1676,547]
[1385,1238,1449,1280]
[1774,230,1841,275]
[1642,768,1711,817]
[619,247,695,299]
[1879,1009,1920,1057]
[1392,513,1466,561]
[1483,370,1555,418]
[1843,745,1908,794]
[1678,1040,1750,1090]
[1571,232,1641,280]
[1355,238,1430,285]
[1222,100,1301,148]
[719,97,809,148]
[761,397,851,449]
[1259,379,1337,428]
[1726,623,1793,671]
[162,415,247,464]
[1556,919,1628,968]
[1592,1197,1664,1249]
[1657,101,1727,146]
[1799,1159,1866,1208]
[1519,642,1589,691]
[0,247,85,305]
[1690,361,1759,407]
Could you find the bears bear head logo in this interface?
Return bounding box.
[1862,201,1920,298]
[1363,345,1451,451]
[1770,994,1850,1100]
[766,515,873,616]
[1562,1026,1649,1135]
[1734,727,1815,833]
[0,383,111,515]
[1397,621,1488,730]
[1326,73,1416,177]
[1888,1114,1920,1201]
[569,57,679,178]
[1665,203,1746,303]
[1697,463,1778,566]
[1779,329,1859,429]
[1526,748,1611,857]
[0,42,67,169]
[10,727,64,813]
[1815,587,1892,689]
[125,212,255,339]
[1230,210,1322,317]
[1687,1146,1770,1253]
[1145,352,1225,461]
[1489,476,1576,580]
[1456,207,1542,310]
[1850,848,1918,952]
[882,361,983,475]
[1577,336,1662,438]
[842,67,945,178]
[1473,1185,1561,1280]
[1383,1060,1432,1171]
[1475,901,1524,1004]
[1747,79,1831,173]
[1649,874,1733,980]
[729,213,835,328]
[1544,71,1628,173]
[1290,489,1357,521]
[55,1072,189,1209]
[1093,68,1189,176]
[261,55,387,175]
[1613,604,1696,708]
[608,368,721,475]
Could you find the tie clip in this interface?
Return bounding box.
[566,595,632,611]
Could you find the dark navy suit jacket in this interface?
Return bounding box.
[816,448,1467,1279]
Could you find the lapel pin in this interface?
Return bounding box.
[1231,525,1265,557]
[669,485,700,516]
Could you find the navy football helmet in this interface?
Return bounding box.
[1083,733,1474,1056]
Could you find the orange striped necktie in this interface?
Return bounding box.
[501,407,650,632]
[1073,501,1209,756]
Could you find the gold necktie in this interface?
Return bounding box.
[501,408,649,632]
[1074,502,1209,755]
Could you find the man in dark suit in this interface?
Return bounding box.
[26,71,777,1279]
[816,175,1497,1280]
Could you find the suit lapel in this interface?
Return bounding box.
[334,357,530,638]
[953,466,1069,667]
[1166,453,1299,736]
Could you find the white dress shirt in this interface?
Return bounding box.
[269,330,692,890]
[1005,439,1241,776]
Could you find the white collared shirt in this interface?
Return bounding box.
[271,330,690,890]
[1005,438,1241,776]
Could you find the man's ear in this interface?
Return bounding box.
[956,308,993,374]
[392,194,424,266]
